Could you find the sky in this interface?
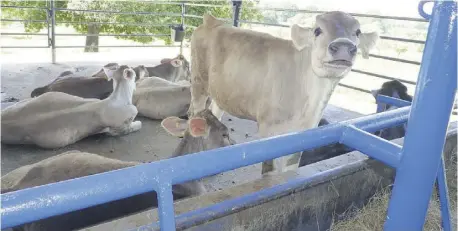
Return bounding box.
[258,0,433,18]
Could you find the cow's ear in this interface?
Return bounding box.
[170,59,183,67]
[189,117,208,137]
[123,68,136,80]
[291,24,313,51]
[358,32,379,59]
[161,116,188,137]
[102,63,119,80]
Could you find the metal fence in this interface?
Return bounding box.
[1,1,457,231]
[1,1,426,94]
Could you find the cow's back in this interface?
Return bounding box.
[49,77,113,99]
[192,18,300,121]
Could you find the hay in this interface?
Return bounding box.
[329,148,457,231]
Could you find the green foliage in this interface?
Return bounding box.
[1,0,263,46]
[1,0,69,32]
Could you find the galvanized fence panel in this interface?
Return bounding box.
[1,1,427,96]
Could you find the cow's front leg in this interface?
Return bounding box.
[259,124,302,176]
[189,78,208,117]
[209,100,225,121]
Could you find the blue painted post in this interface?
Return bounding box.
[157,182,176,231]
[384,1,457,230]
[376,95,452,230]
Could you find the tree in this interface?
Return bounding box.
[1,0,263,52]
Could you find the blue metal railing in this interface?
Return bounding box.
[1,106,411,230]
[1,1,456,231]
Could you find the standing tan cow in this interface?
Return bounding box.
[188,12,378,175]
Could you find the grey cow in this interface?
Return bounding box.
[2,109,234,231]
[30,65,148,100]
[92,54,191,82]
[148,54,191,82]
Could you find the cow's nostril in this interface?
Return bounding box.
[328,43,339,54]
[349,45,357,55]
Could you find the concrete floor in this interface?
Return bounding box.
[0,61,362,193]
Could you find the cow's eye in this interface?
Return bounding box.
[314,27,322,37]
[356,29,361,37]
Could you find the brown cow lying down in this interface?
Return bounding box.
[2,109,234,231]
[30,65,148,100]
[133,77,192,120]
[133,77,213,120]
[188,12,378,175]
[92,54,191,82]
[1,64,142,149]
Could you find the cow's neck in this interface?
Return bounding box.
[109,79,134,105]
[296,67,340,129]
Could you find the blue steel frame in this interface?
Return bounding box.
[376,94,452,231]
[0,1,456,231]
[385,1,456,230]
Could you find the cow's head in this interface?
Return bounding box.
[371,80,412,140]
[160,54,191,81]
[291,11,378,79]
[133,65,149,81]
[161,109,235,149]
[103,63,137,91]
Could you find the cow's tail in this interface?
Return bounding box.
[203,12,225,28]
[30,86,48,97]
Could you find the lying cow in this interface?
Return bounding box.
[1,64,142,149]
[2,109,233,231]
[149,54,191,82]
[92,54,190,82]
[30,65,148,99]
[133,77,191,120]
[299,80,412,167]
[188,12,378,175]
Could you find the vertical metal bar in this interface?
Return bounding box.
[46,0,51,48]
[157,182,176,231]
[50,0,56,63]
[384,1,457,230]
[232,0,242,27]
[437,155,452,231]
[180,2,185,55]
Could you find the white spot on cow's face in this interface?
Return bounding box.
[309,11,364,79]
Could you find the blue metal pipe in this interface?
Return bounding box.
[157,182,177,231]
[384,1,457,230]
[376,95,412,108]
[340,125,402,168]
[1,107,410,229]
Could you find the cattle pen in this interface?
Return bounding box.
[0,1,457,231]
